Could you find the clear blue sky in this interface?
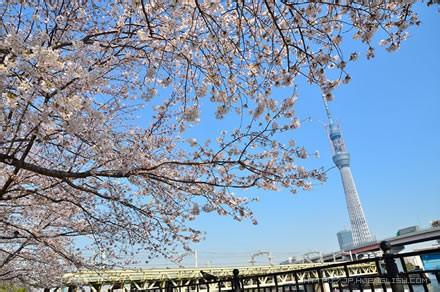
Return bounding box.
[145,4,440,267]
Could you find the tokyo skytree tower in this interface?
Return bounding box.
[323,97,375,247]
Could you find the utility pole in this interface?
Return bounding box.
[194,250,198,268]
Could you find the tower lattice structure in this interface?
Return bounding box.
[323,97,375,247]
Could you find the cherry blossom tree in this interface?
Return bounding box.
[0,0,420,286]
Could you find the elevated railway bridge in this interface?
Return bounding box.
[61,262,377,292]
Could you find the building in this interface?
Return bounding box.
[337,230,354,251]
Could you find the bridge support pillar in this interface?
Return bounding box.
[307,283,330,292]
[322,283,330,292]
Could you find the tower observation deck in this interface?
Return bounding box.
[323,97,375,247]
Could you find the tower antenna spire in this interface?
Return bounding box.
[322,95,334,126]
[323,95,375,247]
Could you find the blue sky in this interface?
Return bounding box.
[144,5,440,267]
